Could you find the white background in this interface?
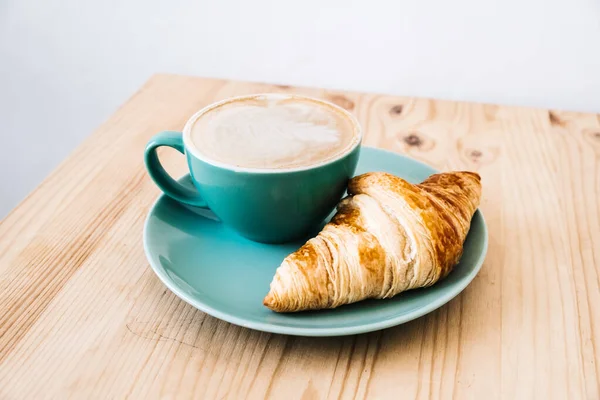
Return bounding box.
[1,0,600,218]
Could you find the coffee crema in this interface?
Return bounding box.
[189,95,358,170]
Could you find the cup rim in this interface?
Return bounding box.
[182,93,362,174]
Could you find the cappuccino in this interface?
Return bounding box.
[189,95,359,170]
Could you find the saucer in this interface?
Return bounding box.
[143,147,488,336]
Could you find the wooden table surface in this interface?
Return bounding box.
[1,75,599,399]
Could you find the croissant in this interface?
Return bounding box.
[263,171,482,312]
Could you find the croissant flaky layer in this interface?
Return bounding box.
[263,171,482,312]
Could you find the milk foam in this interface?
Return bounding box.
[190,96,357,169]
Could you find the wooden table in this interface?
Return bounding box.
[1,75,599,399]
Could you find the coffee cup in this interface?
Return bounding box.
[144,93,361,243]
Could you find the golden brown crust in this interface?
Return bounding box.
[264,171,482,312]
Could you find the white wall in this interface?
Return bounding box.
[1,0,600,217]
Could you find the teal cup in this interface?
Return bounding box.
[144,94,362,244]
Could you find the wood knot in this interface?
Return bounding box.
[461,146,499,166]
[274,84,291,89]
[548,111,565,127]
[469,150,483,161]
[457,137,500,166]
[403,133,423,147]
[390,105,404,115]
[326,95,354,111]
[594,132,600,140]
[398,131,435,152]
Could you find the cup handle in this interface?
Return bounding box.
[144,131,208,208]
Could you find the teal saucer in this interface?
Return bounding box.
[143,147,488,336]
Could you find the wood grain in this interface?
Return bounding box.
[0,74,599,399]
